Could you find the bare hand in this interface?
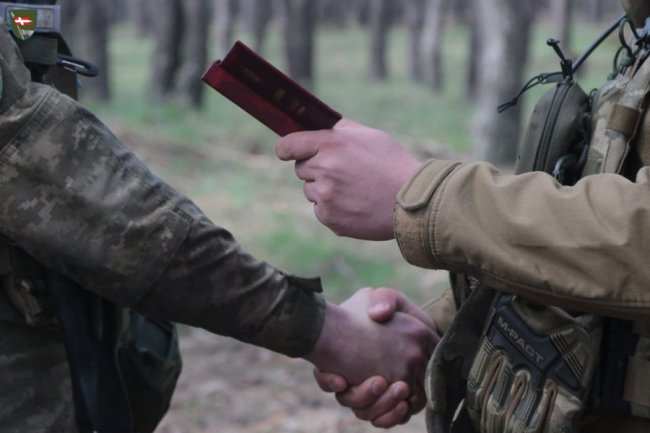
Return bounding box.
[313,288,440,428]
[304,288,436,394]
[276,119,420,240]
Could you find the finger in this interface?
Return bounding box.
[407,384,428,414]
[351,381,410,422]
[369,401,411,429]
[295,160,315,181]
[313,368,349,393]
[276,131,324,161]
[303,181,318,203]
[369,288,437,330]
[335,376,388,409]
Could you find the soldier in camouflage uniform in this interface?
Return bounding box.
[280,0,650,432]
[0,7,439,433]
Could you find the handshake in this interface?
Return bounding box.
[273,119,443,427]
[303,288,440,428]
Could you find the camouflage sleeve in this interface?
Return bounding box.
[0,33,325,358]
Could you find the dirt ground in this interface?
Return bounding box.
[157,327,427,433]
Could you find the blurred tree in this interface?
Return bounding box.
[216,0,239,56]
[319,0,348,27]
[354,0,370,26]
[464,0,480,100]
[279,0,318,89]
[404,0,426,83]
[59,0,112,101]
[131,0,154,36]
[368,0,393,80]
[421,0,448,90]
[584,0,605,22]
[241,0,274,53]
[150,0,182,103]
[150,0,210,109]
[472,0,535,165]
[174,0,211,107]
[551,0,574,52]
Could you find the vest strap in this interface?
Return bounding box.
[623,356,650,408]
[607,103,641,137]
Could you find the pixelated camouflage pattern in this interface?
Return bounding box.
[0,22,325,432]
[0,289,75,432]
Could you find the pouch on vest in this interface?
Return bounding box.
[515,78,590,183]
[465,296,602,433]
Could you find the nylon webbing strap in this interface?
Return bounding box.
[15,35,58,65]
[623,356,650,408]
[607,104,641,137]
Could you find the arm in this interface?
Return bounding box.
[277,119,650,319]
[396,160,650,319]
[0,29,321,357]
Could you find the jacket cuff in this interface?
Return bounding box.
[394,160,460,269]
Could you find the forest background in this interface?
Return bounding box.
[56,0,623,431]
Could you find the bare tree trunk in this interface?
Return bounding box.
[150,0,182,102]
[354,0,370,26]
[405,0,426,83]
[241,0,273,53]
[450,0,471,21]
[585,0,605,22]
[319,0,348,27]
[421,0,447,90]
[472,0,535,165]
[464,2,480,100]
[280,0,318,89]
[174,0,210,108]
[131,0,153,36]
[216,0,238,56]
[551,0,573,52]
[368,0,392,80]
[59,0,111,101]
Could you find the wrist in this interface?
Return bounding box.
[303,301,347,367]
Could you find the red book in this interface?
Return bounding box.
[202,41,342,136]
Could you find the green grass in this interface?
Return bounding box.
[86,18,622,303]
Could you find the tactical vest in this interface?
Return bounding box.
[424,15,650,433]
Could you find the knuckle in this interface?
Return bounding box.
[318,183,335,203]
[353,409,371,421]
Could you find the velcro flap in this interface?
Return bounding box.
[623,356,650,408]
[397,160,460,211]
[607,104,640,137]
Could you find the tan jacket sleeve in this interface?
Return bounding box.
[395,159,650,320]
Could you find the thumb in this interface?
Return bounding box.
[334,117,365,129]
[367,288,402,323]
[368,288,436,330]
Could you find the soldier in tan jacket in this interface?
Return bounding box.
[278,0,650,431]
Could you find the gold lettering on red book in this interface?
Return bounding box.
[274,89,286,102]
